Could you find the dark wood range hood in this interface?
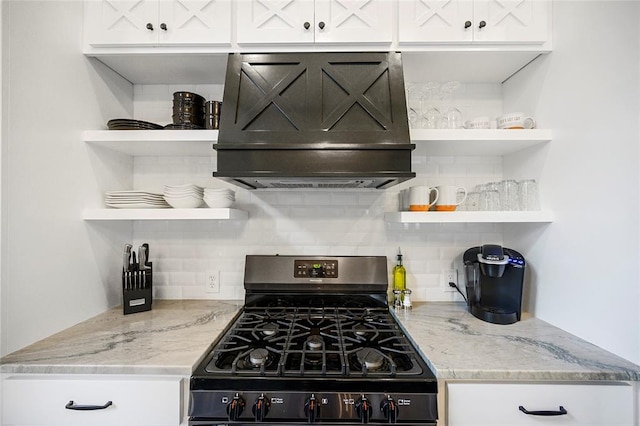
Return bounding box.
[214,52,415,190]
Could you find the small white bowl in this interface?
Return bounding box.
[164,196,203,208]
[203,197,234,208]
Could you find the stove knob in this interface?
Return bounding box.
[227,393,245,421]
[252,393,270,422]
[304,394,319,423]
[380,396,398,423]
[355,395,372,423]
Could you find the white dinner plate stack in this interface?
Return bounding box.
[203,188,235,208]
[163,184,204,208]
[105,191,170,209]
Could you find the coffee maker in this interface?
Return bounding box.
[463,244,525,325]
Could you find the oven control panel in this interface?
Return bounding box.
[294,259,339,279]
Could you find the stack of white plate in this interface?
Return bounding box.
[203,188,235,208]
[105,191,170,209]
[163,184,204,208]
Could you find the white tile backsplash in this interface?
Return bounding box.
[132,83,506,302]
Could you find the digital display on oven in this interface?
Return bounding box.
[294,259,338,278]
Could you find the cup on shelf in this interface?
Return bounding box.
[498,179,519,211]
[518,179,540,210]
[497,112,536,129]
[460,191,480,211]
[409,186,439,211]
[435,185,467,211]
[464,116,492,130]
[479,189,501,211]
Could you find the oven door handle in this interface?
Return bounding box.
[519,405,567,416]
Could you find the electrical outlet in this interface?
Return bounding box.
[442,269,457,292]
[205,270,220,293]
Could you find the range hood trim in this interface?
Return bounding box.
[214,143,417,151]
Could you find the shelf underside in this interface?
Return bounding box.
[83,208,248,221]
[385,211,553,223]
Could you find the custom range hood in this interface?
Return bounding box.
[214,52,415,189]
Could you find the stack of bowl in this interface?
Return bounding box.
[203,188,235,208]
[172,92,205,129]
[163,184,204,208]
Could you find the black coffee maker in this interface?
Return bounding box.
[463,244,525,325]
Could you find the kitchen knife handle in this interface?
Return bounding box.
[142,243,150,267]
[519,405,567,416]
[65,400,113,411]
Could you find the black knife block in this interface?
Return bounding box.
[122,262,152,315]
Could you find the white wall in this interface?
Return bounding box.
[1,1,134,355]
[503,1,640,364]
[128,84,509,302]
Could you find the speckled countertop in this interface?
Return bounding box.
[2,300,639,382]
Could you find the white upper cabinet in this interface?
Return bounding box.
[85,0,232,46]
[398,0,549,45]
[236,0,393,45]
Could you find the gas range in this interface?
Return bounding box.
[189,255,438,425]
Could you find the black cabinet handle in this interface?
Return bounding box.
[304,21,310,30]
[464,20,472,29]
[146,23,154,31]
[318,21,325,30]
[160,23,167,31]
[478,20,487,29]
[519,405,567,416]
[65,400,113,411]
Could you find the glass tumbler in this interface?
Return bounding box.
[519,179,540,210]
[479,190,501,211]
[498,179,519,211]
[462,191,480,211]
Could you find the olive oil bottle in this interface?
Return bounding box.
[393,248,406,304]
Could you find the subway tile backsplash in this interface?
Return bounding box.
[132,84,505,302]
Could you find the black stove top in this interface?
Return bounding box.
[199,305,426,378]
[189,255,437,425]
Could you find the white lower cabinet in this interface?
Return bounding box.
[447,381,633,425]
[2,374,183,426]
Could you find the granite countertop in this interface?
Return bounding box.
[395,302,640,382]
[2,300,639,382]
[0,300,243,375]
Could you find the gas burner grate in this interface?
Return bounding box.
[204,306,423,378]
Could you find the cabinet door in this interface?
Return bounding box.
[473,0,549,44]
[2,375,182,425]
[314,0,393,44]
[85,0,159,46]
[398,0,474,44]
[236,0,315,45]
[158,0,231,45]
[447,382,633,425]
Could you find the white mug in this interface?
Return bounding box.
[464,116,491,130]
[435,185,467,211]
[497,112,536,129]
[409,186,439,211]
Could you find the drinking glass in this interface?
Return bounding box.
[498,179,519,211]
[406,85,422,129]
[440,81,463,129]
[461,191,480,211]
[479,190,501,211]
[519,179,540,210]
[420,82,441,129]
